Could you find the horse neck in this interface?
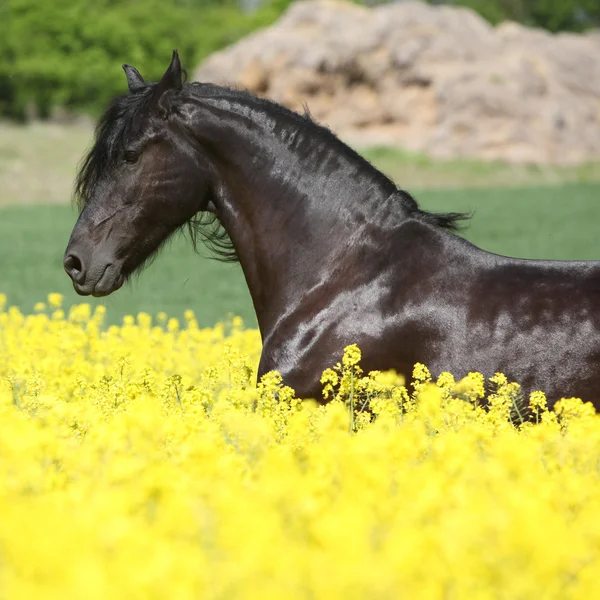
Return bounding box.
[186,91,403,332]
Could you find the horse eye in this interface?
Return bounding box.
[123,150,139,163]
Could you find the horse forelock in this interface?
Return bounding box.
[74,84,156,210]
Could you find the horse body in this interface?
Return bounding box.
[258,218,600,402]
[64,51,600,408]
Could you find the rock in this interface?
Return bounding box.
[194,0,600,165]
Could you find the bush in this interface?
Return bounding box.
[0,0,291,120]
[359,0,600,32]
[428,0,600,32]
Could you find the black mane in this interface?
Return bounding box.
[74,83,157,210]
[74,81,470,263]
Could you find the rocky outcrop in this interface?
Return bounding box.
[194,0,600,165]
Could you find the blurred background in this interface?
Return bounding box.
[1,0,599,326]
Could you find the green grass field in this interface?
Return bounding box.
[1,122,599,325]
[1,182,599,326]
[0,204,256,327]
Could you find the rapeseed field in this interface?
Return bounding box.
[1,293,599,599]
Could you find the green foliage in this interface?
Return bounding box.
[0,0,291,120]
[358,0,599,32]
[428,0,600,32]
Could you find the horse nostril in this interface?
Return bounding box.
[64,253,85,283]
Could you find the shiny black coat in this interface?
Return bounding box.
[64,51,600,408]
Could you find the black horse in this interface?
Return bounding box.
[64,51,600,408]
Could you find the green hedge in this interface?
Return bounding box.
[429,0,600,33]
[0,0,291,120]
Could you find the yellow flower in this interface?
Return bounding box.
[412,362,431,383]
[0,294,598,599]
[529,391,548,413]
[137,312,152,328]
[47,293,63,308]
[341,344,361,369]
[436,371,455,389]
[320,368,339,400]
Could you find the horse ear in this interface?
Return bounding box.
[150,49,183,117]
[122,64,146,93]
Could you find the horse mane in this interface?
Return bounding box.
[74,84,156,211]
[187,210,238,263]
[187,83,471,239]
[74,80,470,264]
[394,189,471,233]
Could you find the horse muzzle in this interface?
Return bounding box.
[63,251,125,297]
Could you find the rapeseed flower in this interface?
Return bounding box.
[0,295,598,598]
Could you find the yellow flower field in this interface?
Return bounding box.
[1,293,600,599]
